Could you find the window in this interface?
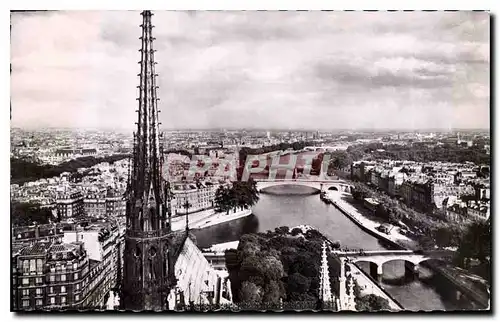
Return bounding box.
[50,297,55,305]
[36,288,42,295]
[22,278,29,285]
[22,300,30,308]
[75,294,79,301]
[61,286,66,293]
[61,274,66,282]
[50,275,55,282]
[76,284,80,291]
[30,259,36,272]
[49,287,54,294]
[74,272,78,280]
[23,260,29,274]
[36,259,43,273]
[61,296,66,304]
[73,263,78,270]
[35,277,43,284]
[36,299,43,306]
[22,289,29,296]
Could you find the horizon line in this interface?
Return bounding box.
[10,126,491,133]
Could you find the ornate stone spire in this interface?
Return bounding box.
[127,9,167,233]
[338,257,347,309]
[122,10,174,311]
[346,274,357,311]
[319,242,332,304]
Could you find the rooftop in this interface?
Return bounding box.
[19,241,52,256]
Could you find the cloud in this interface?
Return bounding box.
[10,11,490,130]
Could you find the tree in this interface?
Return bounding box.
[275,226,290,235]
[263,280,284,305]
[356,294,391,311]
[417,235,435,250]
[262,255,285,281]
[328,150,353,171]
[214,185,232,214]
[239,281,263,304]
[11,202,56,227]
[291,227,302,236]
[214,180,260,215]
[233,178,260,210]
[287,272,311,294]
[434,226,461,248]
[11,154,130,184]
[457,220,491,265]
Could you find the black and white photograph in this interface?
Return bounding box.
[10,9,491,312]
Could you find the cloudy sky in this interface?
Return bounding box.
[11,11,490,131]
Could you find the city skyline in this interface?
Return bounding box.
[11,11,490,131]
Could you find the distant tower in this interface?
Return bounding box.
[122,10,174,311]
[319,242,333,307]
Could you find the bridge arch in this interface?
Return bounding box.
[416,257,448,267]
[380,257,424,268]
[255,180,343,193]
[350,256,430,281]
[352,259,384,280]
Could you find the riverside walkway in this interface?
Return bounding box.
[324,191,490,309]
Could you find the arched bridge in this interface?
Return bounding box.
[254,178,352,193]
[332,249,453,280]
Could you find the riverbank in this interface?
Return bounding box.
[325,191,490,310]
[171,208,252,231]
[171,208,215,231]
[325,192,412,247]
[347,262,403,311]
[191,209,252,230]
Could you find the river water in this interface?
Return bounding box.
[192,185,462,311]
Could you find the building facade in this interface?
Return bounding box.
[56,192,84,220]
[12,224,123,311]
[171,182,218,215]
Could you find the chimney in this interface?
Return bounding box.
[34,222,40,240]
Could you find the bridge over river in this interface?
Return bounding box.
[192,184,485,311]
[255,178,352,193]
[332,249,454,282]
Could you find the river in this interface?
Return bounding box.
[192,185,463,311]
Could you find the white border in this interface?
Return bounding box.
[2,1,498,321]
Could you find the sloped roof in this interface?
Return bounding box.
[19,241,52,256]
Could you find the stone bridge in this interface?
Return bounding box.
[332,249,452,281]
[255,178,352,193]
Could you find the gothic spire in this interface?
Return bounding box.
[319,242,332,304]
[127,10,167,232]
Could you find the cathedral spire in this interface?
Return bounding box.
[127,10,166,233]
[123,11,173,312]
